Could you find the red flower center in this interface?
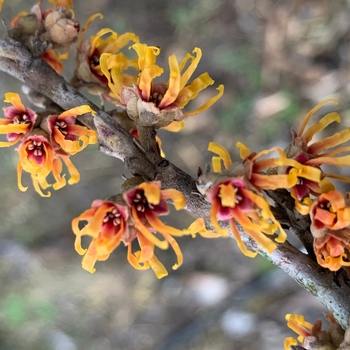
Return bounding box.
[149,83,167,106]
[103,207,123,227]
[55,120,68,137]
[13,113,30,124]
[26,140,46,164]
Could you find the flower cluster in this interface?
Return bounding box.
[284,313,344,350]
[309,191,350,271]
[73,181,202,278]
[197,141,299,256]
[281,99,350,215]
[0,93,96,196]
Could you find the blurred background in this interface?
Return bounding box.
[1,0,350,349]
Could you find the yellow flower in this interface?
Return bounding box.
[283,99,350,214]
[74,14,139,99]
[102,44,224,130]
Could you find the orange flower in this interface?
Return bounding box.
[0,93,37,147]
[204,176,286,257]
[283,99,350,214]
[73,182,188,278]
[102,44,224,131]
[123,181,187,278]
[42,105,97,154]
[72,197,130,273]
[310,191,350,271]
[17,130,79,197]
[284,313,343,349]
[197,142,297,256]
[74,14,139,99]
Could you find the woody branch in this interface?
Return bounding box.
[0,34,349,329]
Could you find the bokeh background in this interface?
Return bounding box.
[1,0,350,349]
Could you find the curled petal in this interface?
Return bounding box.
[160,189,186,210]
[4,92,26,112]
[210,199,229,236]
[212,156,222,173]
[0,138,21,147]
[298,99,337,137]
[176,72,214,107]
[162,121,185,132]
[187,218,221,238]
[284,337,298,350]
[77,13,103,48]
[179,47,202,90]
[0,123,29,134]
[32,177,51,197]
[137,233,154,262]
[140,182,161,205]
[16,163,28,192]
[236,142,251,160]
[230,219,258,258]
[158,55,180,109]
[131,207,169,249]
[127,245,149,271]
[146,212,188,237]
[52,158,66,190]
[309,128,350,155]
[58,105,96,119]
[147,254,168,279]
[303,112,340,144]
[185,84,224,117]
[208,142,232,169]
[162,231,183,270]
[61,156,80,185]
[250,173,297,190]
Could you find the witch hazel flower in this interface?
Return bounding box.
[197,142,297,257]
[310,191,350,271]
[280,99,350,215]
[0,93,37,147]
[72,196,130,274]
[102,43,224,131]
[73,181,189,278]
[0,93,96,196]
[284,313,344,350]
[73,13,139,100]
[17,129,83,197]
[41,105,97,155]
